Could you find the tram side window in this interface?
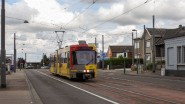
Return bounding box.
[50,56,53,66]
[53,56,55,66]
[64,52,67,63]
[59,53,61,64]
[61,53,65,63]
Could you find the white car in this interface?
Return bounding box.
[41,66,49,69]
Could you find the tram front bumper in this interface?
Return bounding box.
[76,72,95,79]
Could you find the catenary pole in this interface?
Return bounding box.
[132,32,134,66]
[95,37,97,63]
[136,30,138,74]
[1,0,6,88]
[152,15,156,73]
[14,33,16,72]
[144,25,146,71]
[102,35,104,70]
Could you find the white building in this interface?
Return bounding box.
[164,25,185,76]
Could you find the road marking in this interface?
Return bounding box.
[34,70,119,104]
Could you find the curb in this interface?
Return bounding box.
[23,70,43,104]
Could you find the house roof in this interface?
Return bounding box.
[145,27,181,45]
[164,27,185,39]
[109,45,133,53]
[146,28,167,37]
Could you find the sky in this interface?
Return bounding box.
[1,0,185,62]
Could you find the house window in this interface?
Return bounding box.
[146,53,151,61]
[177,46,181,64]
[167,47,174,66]
[182,46,185,63]
[135,42,139,49]
[146,41,150,48]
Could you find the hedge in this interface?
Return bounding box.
[98,57,143,69]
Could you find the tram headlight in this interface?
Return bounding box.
[87,70,89,73]
[83,70,86,72]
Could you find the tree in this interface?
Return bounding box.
[41,54,50,66]
[17,58,25,68]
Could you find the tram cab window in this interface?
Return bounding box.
[72,51,77,64]
[72,51,95,65]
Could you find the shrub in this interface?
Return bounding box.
[147,63,152,70]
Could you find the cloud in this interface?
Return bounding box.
[24,0,74,27]
[6,0,38,25]
[3,0,185,62]
[79,0,121,4]
[98,3,124,20]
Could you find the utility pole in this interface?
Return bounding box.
[123,49,126,74]
[132,32,134,65]
[25,53,26,69]
[25,53,26,63]
[95,37,97,50]
[95,37,97,63]
[144,25,146,71]
[132,29,138,74]
[102,35,104,70]
[14,33,16,72]
[136,30,138,74]
[152,15,156,73]
[43,53,45,66]
[1,0,6,88]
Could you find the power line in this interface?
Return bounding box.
[0,15,29,23]
[62,0,98,29]
[83,0,153,33]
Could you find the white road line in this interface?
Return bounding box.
[34,70,119,104]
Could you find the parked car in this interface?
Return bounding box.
[26,65,34,69]
[41,66,49,69]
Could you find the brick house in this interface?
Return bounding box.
[106,45,133,58]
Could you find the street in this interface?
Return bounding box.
[25,69,185,104]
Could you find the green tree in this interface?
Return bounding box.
[41,54,50,66]
[17,58,26,68]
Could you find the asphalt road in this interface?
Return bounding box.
[25,69,185,104]
[25,69,117,104]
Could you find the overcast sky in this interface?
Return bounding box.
[1,0,185,62]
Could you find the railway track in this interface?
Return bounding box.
[37,69,185,104]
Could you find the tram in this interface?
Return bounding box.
[49,41,97,80]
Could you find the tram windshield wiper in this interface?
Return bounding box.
[86,56,94,65]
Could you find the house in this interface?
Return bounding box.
[136,25,185,72]
[136,27,179,65]
[164,25,185,76]
[106,45,133,58]
[137,28,169,63]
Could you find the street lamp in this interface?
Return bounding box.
[14,22,28,73]
[132,29,138,74]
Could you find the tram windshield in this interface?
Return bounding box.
[72,51,95,65]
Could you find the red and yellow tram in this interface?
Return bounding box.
[49,41,97,80]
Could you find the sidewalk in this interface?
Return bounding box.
[0,69,42,104]
[98,68,185,80]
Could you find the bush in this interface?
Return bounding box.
[147,63,153,70]
[99,57,143,69]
